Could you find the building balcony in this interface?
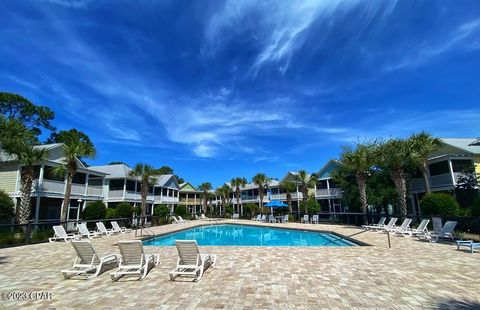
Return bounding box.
[409,172,456,192]
[315,188,342,197]
[153,195,178,204]
[179,198,201,204]
[87,186,103,196]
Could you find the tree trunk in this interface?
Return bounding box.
[61,173,74,224]
[421,163,431,194]
[287,193,292,213]
[303,186,308,214]
[391,167,408,215]
[236,190,241,216]
[356,172,368,224]
[19,170,34,224]
[203,193,207,214]
[258,189,264,213]
[140,180,148,226]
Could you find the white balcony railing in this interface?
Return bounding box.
[108,190,124,198]
[87,186,103,196]
[315,188,342,197]
[71,183,86,195]
[410,173,454,191]
[41,179,65,194]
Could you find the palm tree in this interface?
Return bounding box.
[219,184,232,213]
[376,138,414,216]
[0,116,49,224]
[409,132,441,194]
[252,173,267,211]
[294,170,317,213]
[129,163,159,225]
[198,182,212,214]
[53,130,96,223]
[339,142,376,224]
[280,181,296,214]
[231,177,247,216]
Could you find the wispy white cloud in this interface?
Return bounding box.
[384,18,480,72]
[42,0,92,9]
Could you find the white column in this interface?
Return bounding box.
[448,159,456,185]
[36,165,45,221]
[326,179,330,196]
[160,187,164,203]
[123,179,127,200]
[84,173,89,196]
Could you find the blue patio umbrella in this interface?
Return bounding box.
[265,200,288,214]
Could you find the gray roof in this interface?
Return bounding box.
[0,143,64,163]
[441,138,480,155]
[89,164,177,187]
[89,164,133,179]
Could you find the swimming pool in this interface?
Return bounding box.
[143,224,358,246]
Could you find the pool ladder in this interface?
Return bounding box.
[135,226,156,240]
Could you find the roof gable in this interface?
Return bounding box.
[317,160,340,179]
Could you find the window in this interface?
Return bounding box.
[109,179,124,191]
[451,159,474,173]
[43,166,63,181]
[317,180,328,189]
[72,173,86,184]
[429,161,450,176]
[88,177,103,187]
[126,180,136,191]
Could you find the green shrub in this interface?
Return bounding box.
[106,208,117,219]
[154,204,170,218]
[31,228,53,242]
[471,197,480,217]
[116,202,134,218]
[225,205,234,216]
[420,193,460,217]
[83,201,107,220]
[0,190,14,221]
[300,197,320,214]
[288,214,295,222]
[133,206,142,216]
[243,203,258,218]
[0,230,24,246]
[175,205,187,217]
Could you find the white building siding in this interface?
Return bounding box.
[0,164,18,193]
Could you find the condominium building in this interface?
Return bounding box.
[89,164,180,214]
[0,144,106,225]
[409,138,480,213]
[211,160,344,214]
[178,182,203,214]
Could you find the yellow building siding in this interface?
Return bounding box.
[0,164,18,193]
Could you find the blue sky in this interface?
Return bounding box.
[1,0,480,187]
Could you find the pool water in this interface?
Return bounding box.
[143,224,358,246]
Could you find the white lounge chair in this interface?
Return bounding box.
[172,216,182,224]
[49,225,81,243]
[311,215,319,224]
[456,240,480,253]
[77,223,100,239]
[260,214,266,222]
[169,240,216,282]
[371,218,397,232]
[394,218,412,236]
[268,215,277,223]
[96,222,116,236]
[201,214,214,221]
[432,217,443,234]
[195,214,200,220]
[110,240,160,281]
[178,216,189,223]
[111,221,132,234]
[282,214,289,223]
[426,221,457,242]
[362,217,386,230]
[253,214,261,221]
[301,215,309,224]
[409,219,430,238]
[61,240,118,279]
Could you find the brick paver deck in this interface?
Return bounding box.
[0,220,479,309]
